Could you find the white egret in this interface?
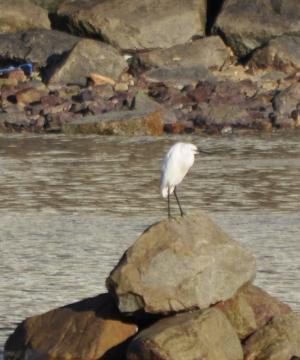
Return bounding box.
[160,142,206,218]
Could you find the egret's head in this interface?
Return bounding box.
[183,143,208,156]
[190,144,199,155]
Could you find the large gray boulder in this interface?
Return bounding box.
[127,308,243,360]
[47,39,128,86]
[139,36,232,71]
[213,0,300,58]
[0,30,79,69]
[0,0,50,33]
[106,210,256,314]
[249,35,300,74]
[57,0,207,51]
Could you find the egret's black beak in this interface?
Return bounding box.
[197,148,210,155]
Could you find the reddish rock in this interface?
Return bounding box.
[6,69,27,83]
[216,284,292,339]
[164,122,188,134]
[4,293,138,360]
[15,87,48,106]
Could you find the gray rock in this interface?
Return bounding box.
[139,36,232,71]
[31,0,66,12]
[273,83,300,117]
[142,66,216,89]
[127,308,243,360]
[47,39,128,86]
[0,0,50,33]
[61,109,164,135]
[249,35,300,74]
[213,0,300,58]
[243,313,300,360]
[57,0,207,51]
[134,91,177,124]
[0,30,80,69]
[204,103,250,126]
[106,210,256,314]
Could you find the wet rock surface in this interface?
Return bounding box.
[106,210,256,314]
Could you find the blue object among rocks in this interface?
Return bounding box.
[0,63,33,76]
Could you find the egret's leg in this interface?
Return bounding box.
[168,187,171,218]
[174,187,184,216]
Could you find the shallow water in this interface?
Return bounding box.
[0,132,300,355]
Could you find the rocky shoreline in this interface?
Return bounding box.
[0,0,300,135]
[4,211,300,360]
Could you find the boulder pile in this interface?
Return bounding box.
[0,0,300,134]
[4,210,300,360]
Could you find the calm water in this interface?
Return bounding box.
[0,132,300,355]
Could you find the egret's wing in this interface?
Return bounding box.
[160,146,178,197]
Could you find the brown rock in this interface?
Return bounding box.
[164,122,188,134]
[106,210,256,314]
[216,284,292,339]
[15,87,48,106]
[127,308,243,360]
[0,78,18,88]
[6,69,27,83]
[89,73,116,86]
[0,0,50,33]
[114,82,129,92]
[4,293,138,360]
[243,313,300,360]
[0,111,31,132]
[62,110,164,135]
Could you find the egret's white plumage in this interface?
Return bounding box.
[160,142,198,197]
[160,143,198,217]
